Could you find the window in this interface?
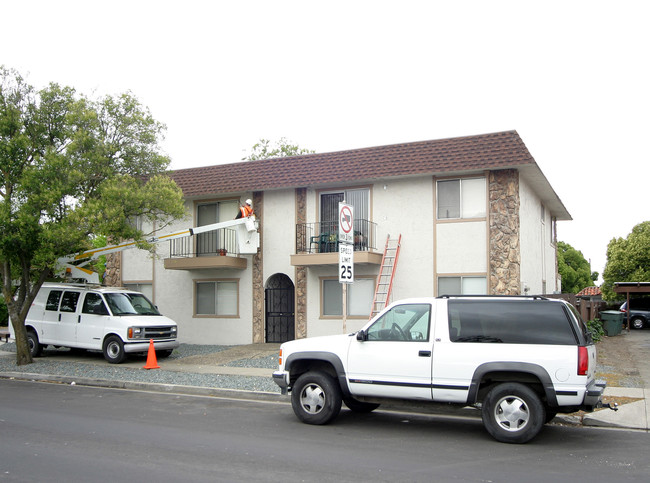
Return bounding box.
[60,291,80,313]
[196,200,239,255]
[123,283,153,301]
[320,188,370,233]
[437,178,486,219]
[366,303,431,341]
[322,278,375,317]
[45,290,62,311]
[448,300,577,345]
[82,293,109,316]
[196,280,238,316]
[438,276,487,296]
[551,217,557,245]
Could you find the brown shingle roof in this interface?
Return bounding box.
[170,130,536,197]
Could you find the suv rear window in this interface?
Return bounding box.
[448,300,577,345]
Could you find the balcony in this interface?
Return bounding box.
[291,220,383,266]
[164,228,247,270]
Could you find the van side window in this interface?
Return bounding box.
[60,291,81,313]
[45,291,63,311]
[82,293,109,316]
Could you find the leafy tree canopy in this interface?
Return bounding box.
[0,66,185,365]
[242,137,314,161]
[601,221,650,300]
[557,241,597,294]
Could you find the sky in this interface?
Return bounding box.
[2,0,648,283]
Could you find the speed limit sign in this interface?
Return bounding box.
[339,242,354,283]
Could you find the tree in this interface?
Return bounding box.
[0,67,185,365]
[557,241,597,294]
[242,137,314,161]
[601,221,650,300]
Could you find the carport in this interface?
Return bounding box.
[614,282,650,330]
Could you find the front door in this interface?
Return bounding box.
[265,274,295,343]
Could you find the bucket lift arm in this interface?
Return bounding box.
[56,216,259,284]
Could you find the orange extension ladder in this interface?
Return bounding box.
[369,234,402,319]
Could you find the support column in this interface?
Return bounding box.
[489,170,521,295]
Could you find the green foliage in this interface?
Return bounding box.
[557,241,596,294]
[586,319,605,342]
[0,66,185,364]
[242,137,314,161]
[601,221,650,300]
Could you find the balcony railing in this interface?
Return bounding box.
[169,228,239,258]
[296,219,377,254]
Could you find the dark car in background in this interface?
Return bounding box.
[620,298,650,329]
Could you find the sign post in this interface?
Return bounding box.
[338,203,354,333]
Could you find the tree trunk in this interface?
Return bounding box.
[8,305,33,366]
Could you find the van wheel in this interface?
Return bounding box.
[27,330,43,357]
[481,382,545,444]
[291,371,342,425]
[103,336,126,364]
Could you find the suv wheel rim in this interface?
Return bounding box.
[300,383,325,414]
[494,395,530,432]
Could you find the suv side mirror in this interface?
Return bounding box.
[356,330,367,342]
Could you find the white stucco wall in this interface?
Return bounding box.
[302,177,435,338]
[519,177,557,294]
[262,189,296,286]
[435,221,487,274]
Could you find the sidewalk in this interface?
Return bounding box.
[1,339,648,431]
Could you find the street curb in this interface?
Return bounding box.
[0,372,286,403]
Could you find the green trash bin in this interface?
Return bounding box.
[600,310,623,336]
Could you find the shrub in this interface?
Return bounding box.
[587,319,605,342]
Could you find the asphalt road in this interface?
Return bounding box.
[1,380,649,483]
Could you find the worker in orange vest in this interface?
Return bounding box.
[235,199,254,219]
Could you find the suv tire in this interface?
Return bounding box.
[291,371,342,425]
[481,382,545,444]
[343,396,380,413]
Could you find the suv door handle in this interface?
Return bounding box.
[419,350,431,357]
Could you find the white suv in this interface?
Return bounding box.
[14,283,179,363]
[274,296,608,443]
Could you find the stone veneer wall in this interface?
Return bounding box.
[252,191,265,343]
[489,169,521,295]
[294,188,307,339]
[103,253,121,287]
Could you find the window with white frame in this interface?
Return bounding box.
[195,280,238,316]
[438,276,487,296]
[322,277,375,317]
[437,178,486,220]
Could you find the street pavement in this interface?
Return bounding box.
[1,332,649,432]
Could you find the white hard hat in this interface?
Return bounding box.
[246,199,252,205]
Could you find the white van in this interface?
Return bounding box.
[12,283,179,364]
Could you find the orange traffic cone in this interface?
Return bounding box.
[143,339,160,370]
